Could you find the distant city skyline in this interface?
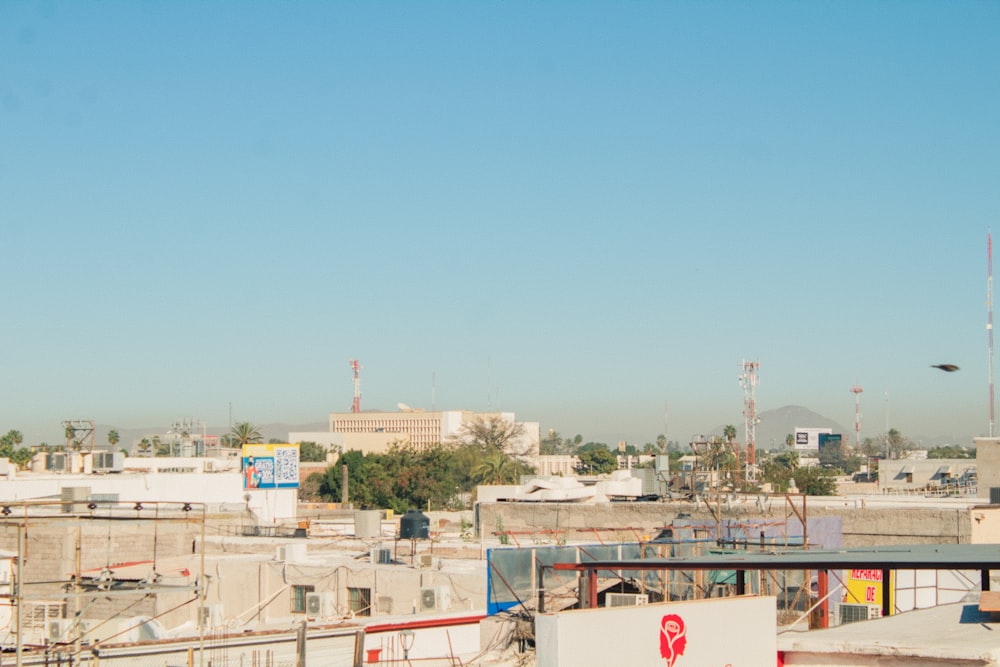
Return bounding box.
[2,2,997,450]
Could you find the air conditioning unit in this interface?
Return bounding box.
[92,451,124,472]
[605,593,649,608]
[198,604,223,627]
[305,592,336,617]
[839,603,881,625]
[370,547,392,564]
[419,586,451,612]
[48,619,72,643]
[47,453,66,472]
[417,553,434,568]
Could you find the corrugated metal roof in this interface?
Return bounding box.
[550,544,1000,573]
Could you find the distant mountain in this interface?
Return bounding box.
[713,405,850,450]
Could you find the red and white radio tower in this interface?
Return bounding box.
[350,359,362,414]
[739,360,760,482]
[850,385,864,449]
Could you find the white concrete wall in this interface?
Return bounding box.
[0,470,297,522]
[976,437,1000,498]
[536,595,777,667]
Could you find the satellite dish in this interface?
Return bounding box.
[397,403,412,412]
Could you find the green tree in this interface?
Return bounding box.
[540,429,563,455]
[792,466,838,496]
[320,450,372,506]
[298,441,329,462]
[230,422,263,447]
[107,429,120,449]
[299,472,325,502]
[473,450,528,485]
[723,425,737,443]
[152,435,169,456]
[928,445,974,459]
[137,438,152,456]
[575,443,617,475]
[760,450,798,492]
[883,428,913,460]
[320,444,474,512]
[65,424,80,451]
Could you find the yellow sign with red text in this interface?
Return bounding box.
[844,568,893,615]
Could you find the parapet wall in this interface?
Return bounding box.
[478,499,975,547]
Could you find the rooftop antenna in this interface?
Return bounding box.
[850,385,864,449]
[989,230,995,437]
[739,360,761,483]
[350,359,362,414]
[663,401,669,445]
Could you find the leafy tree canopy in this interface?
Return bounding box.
[927,445,975,459]
[298,441,330,462]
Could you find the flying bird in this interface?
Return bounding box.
[931,364,960,372]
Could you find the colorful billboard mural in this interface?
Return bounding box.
[242,443,300,490]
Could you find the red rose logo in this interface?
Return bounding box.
[659,613,687,667]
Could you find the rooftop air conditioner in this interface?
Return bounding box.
[48,619,72,643]
[417,553,434,568]
[839,603,881,625]
[370,547,392,564]
[305,592,335,617]
[92,451,124,472]
[605,593,649,608]
[419,586,451,612]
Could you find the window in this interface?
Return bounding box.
[348,587,371,617]
[291,585,315,613]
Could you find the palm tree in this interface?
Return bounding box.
[473,451,521,485]
[107,429,120,449]
[138,438,152,456]
[723,425,737,443]
[65,424,78,451]
[230,421,263,447]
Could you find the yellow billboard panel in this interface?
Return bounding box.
[844,568,893,616]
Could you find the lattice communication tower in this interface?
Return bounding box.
[739,360,760,481]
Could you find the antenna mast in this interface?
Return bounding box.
[850,385,864,449]
[989,231,995,437]
[739,360,760,483]
[350,359,362,414]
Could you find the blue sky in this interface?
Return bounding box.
[1,1,998,448]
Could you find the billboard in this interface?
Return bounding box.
[818,433,843,455]
[794,427,832,451]
[242,443,300,490]
[844,568,893,616]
